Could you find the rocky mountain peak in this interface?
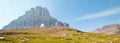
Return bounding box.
[3,6,69,29]
[26,6,50,16]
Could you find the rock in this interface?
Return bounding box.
[0,37,5,40]
[65,38,72,40]
[91,24,120,35]
[3,6,69,29]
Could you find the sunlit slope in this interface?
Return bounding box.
[0,27,120,43]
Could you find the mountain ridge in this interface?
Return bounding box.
[3,6,69,29]
[91,24,120,35]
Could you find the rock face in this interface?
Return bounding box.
[91,24,120,35]
[3,6,69,29]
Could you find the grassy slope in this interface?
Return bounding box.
[0,27,120,43]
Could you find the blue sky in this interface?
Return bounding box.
[0,0,120,32]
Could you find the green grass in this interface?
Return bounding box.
[0,27,120,43]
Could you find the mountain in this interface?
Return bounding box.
[3,6,69,29]
[91,24,120,35]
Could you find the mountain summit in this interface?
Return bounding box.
[3,6,69,29]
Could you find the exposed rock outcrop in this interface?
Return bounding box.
[3,6,69,29]
[91,24,120,35]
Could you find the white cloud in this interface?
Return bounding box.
[75,7,120,21]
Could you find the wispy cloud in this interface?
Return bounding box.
[75,7,120,21]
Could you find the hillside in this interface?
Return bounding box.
[92,24,120,35]
[0,27,120,43]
